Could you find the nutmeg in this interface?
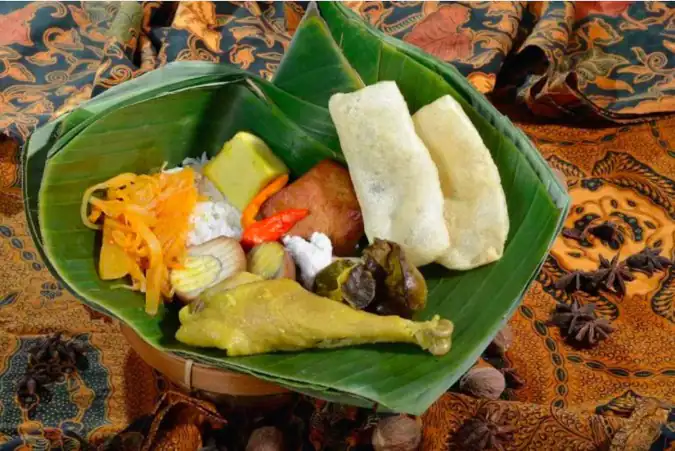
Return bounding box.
[246,426,283,451]
[459,366,506,400]
[486,325,513,356]
[372,415,421,451]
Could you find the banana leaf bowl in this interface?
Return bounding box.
[23,3,569,415]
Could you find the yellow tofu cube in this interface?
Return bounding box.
[203,132,289,211]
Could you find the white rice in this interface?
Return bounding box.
[187,200,242,246]
[165,153,243,246]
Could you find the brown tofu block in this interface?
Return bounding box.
[261,160,364,256]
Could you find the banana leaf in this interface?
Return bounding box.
[24,62,343,249]
[26,3,569,415]
[273,3,364,105]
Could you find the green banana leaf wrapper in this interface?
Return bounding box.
[24,3,569,415]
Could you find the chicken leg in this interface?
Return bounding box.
[176,279,453,357]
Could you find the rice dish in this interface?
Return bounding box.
[187,200,242,246]
[167,153,243,246]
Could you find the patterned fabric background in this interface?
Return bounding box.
[0,1,674,450]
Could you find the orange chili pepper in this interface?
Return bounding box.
[241,208,309,248]
[241,174,289,229]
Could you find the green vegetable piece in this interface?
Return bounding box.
[314,259,376,310]
[363,239,428,318]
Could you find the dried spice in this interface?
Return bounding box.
[499,367,525,389]
[562,221,622,247]
[550,301,594,335]
[561,226,588,242]
[459,366,506,400]
[593,254,635,296]
[17,333,87,407]
[626,247,672,276]
[456,409,515,451]
[572,315,614,345]
[554,270,597,294]
[549,301,614,346]
[246,426,284,451]
[371,415,421,451]
[587,221,621,246]
[485,326,513,357]
[557,253,641,299]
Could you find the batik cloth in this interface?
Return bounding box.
[0,2,673,449]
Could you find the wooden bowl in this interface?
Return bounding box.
[121,325,289,399]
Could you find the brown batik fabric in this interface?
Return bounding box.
[0,1,674,450]
[419,112,675,451]
[2,1,674,145]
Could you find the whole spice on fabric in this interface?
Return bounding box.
[554,270,597,294]
[625,247,673,276]
[371,415,421,451]
[485,325,513,357]
[555,247,671,302]
[549,301,615,346]
[245,426,284,451]
[17,332,87,407]
[592,254,635,296]
[459,367,506,400]
[455,409,515,451]
[561,220,623,248]
[587,221,622,247]
[562,227,588,242]
[499,367,525,390]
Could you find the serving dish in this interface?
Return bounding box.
[23,3,569,414]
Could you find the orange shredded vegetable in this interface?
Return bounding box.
[81,168,199,315]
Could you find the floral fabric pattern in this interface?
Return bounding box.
[0,1,674,450]
[2,1,675,145]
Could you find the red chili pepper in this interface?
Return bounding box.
[241,174,289,229]
[241,208,309,248]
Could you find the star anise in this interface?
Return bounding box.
[587,221,621,246]
[562,221,623,248]
[554,270,597,294]
[572,316,614,345]
[549,301,614,346]
[456,409,515,451]
[626,247,672,276]
[549,301,595,335]
[592,254,635,296]
[562,227,588,242]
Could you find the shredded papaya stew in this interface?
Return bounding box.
[81,168,199,315]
